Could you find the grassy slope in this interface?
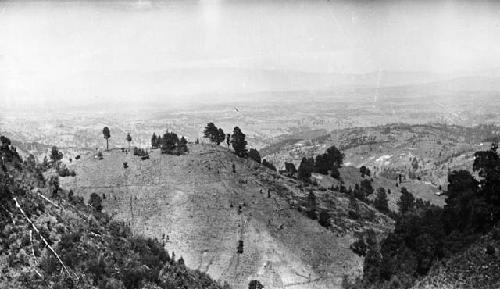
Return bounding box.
[0,154,225,289]
[61,144,393,289]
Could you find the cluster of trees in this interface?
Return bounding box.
[151,131,189,155]
[203,123,258,160]
[297,190,332,228]
[297,145,344,181]
[359,166,371,177]
[49,146,76,177]
[203,123,227,145]
[133,147,149,159]
[346,143,500,289]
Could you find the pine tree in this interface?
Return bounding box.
[151,133,158,148]
[248,148,261,163]
[178,136,189,154]
[216,128,226,145]
[50,146,63,163]
[398,187,415,214]
[374,188,389,213]
[231,127,248,157]
[126,133,132,150]
[203,123,226,145]
[102,127,111,151]
[306,190,317,220]
[89,192,103,213]
[298,157,314,182]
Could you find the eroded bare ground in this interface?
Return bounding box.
[61,144,390,289]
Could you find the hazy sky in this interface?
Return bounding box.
[1,0,500,111]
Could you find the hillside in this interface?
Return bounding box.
[412,229,500,289]
[0,137,227,289]
[311,166,446,212]
[60,144,393,289]
[262,123,499,189]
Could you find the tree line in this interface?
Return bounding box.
[297,145,344,181]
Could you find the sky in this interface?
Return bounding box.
[1,0,500,111]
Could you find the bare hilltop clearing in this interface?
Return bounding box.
[60,144,393,289]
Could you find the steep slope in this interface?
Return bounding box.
[412,230,500,289]
[0,138,226,289]
[61,144,393,289]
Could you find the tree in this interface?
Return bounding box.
[298,157,314,182]
[203,123,225,144]
[262,159,277,171]
[306,190,317,220]
[360,179,374,197]
[319,210,331,227]
[126,133,132,150]
[398,187,415,214]
[178,136,188,154]
[216,128,226,145]
[151,133,158,148]
[363,250,381,284]
[103,127,111,151]
[360,166,367,177]
[231,127,248,157]
[248,280,264,289]
[374,188,389,213]
[89,192,103,213]
[314,154,329,174]
[326,145,344,179]
[248,148,261,163]
[312,145,344,179]
[50,146,63,163]
[48,175,59,198]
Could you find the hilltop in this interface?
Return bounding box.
[60,144,393,289]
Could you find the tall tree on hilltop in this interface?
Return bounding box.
[216,128,226,145]
[231,127,248,157]
[126,133,132,150]
[102,127,111,151]
[151,133,158,148]
[203,123,223,144]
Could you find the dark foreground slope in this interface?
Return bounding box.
[0,139,227,289]
[412,230,500,289]
[61,144,393,289]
